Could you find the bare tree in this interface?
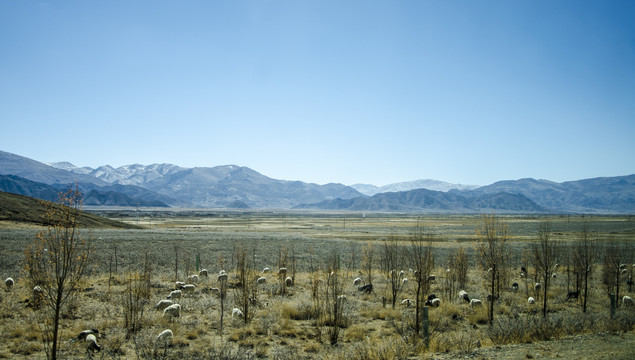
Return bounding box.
[532,221,560,317]
[235,243,256,323]
[409,223,434,336]
[24,186,92,360]
[573,222,596,312]
[476,214,509,326]
[361,241,374,286]
[383,235,405,308]
[324,254,344,345]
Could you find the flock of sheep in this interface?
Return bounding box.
[3,258,635,355]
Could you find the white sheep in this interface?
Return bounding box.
[175,281,185,289]
[163,304,181,319]
[156,299,174,311]
[353,277,363,286]
[256,277,266,284]
[534,283,541,292]
[5,277,14,291]
[431,298,441,307]
[401,278,408,286]
[470,299,482,307]
[399,270,405,278]
[187,274,199,284]
[285,276,293,287]
[32,285,44,308]
[401,298,412,307]
[278,267,288,275]
[199,269,209,278]
[157,329,174,343]
[623,296,634,307]
[337,294,346,305]
[428,274,436,281]
[511,282,519,291]
[262,267,271,273]
[232,308,243,317]
[86,334,101,353]
[73,329,100,342]
[528,297,536,304]
[459,290,470,303]
[217,272,228,282]
[167,290,182,300]
[209,287,221,296]
[182,284,195,294]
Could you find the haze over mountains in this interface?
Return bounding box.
[1,150,634,214]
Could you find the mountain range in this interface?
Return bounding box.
[1,150,633,213]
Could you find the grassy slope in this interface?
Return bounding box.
[0,191,142,229]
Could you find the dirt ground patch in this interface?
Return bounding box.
[429,331,635,360]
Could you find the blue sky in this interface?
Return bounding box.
[1,1,634,186]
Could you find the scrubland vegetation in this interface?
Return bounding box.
[1,210,634,359]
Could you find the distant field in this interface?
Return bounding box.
[0,212,633,359]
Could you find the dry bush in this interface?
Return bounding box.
[486,315,526,344]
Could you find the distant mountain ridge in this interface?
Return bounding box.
[2,150,634,213]
[1,150,363,209]
[295,188,546,213]
[352,179,479,196]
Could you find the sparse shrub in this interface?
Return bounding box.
[487,315,526,344]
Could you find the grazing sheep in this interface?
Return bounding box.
[512,282,519,291]
[209,287,221,296]
[619,264,626,270]
[86,334,101,353]
[157,329,174,343]
[199,269,209,278]
[358,283,373,294]
[401,298,412,307]
[187,275,199,284]
[232,308,243,317]
[182,284,195,294]
[74,329,100,342]
[459,290,470,303]
[163,304,181,319]
[552,273,557,278]
[31,285,44,309]
[470,299,482,307]
[428,275,436,281]
[521,266,527,273]
[427,294,437,301]
[401,278,408,286]
[262,267,271,273]
[217,273,228,282]
[337,295,347,303]
[566,291,579,300]
[5,277,14,291]
[278,267,287,275]
[528,297,536,305]
[175,281,185,289]
[156,300,174,311]
[623,296,634,307]
[621,269,628,275]
[534,283,541,292]
[285,276,293,287]
[353,277,363,286]
[431,298,441,307]
[399,270,405,278]
[167,290,182,300]
[256,277,266,285]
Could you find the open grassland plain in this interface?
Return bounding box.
[0,213,634,359]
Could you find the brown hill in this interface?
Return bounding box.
[0,191,142,229]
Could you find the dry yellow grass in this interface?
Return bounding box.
[0,214,633,359]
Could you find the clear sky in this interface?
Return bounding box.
[1,1,634,187]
